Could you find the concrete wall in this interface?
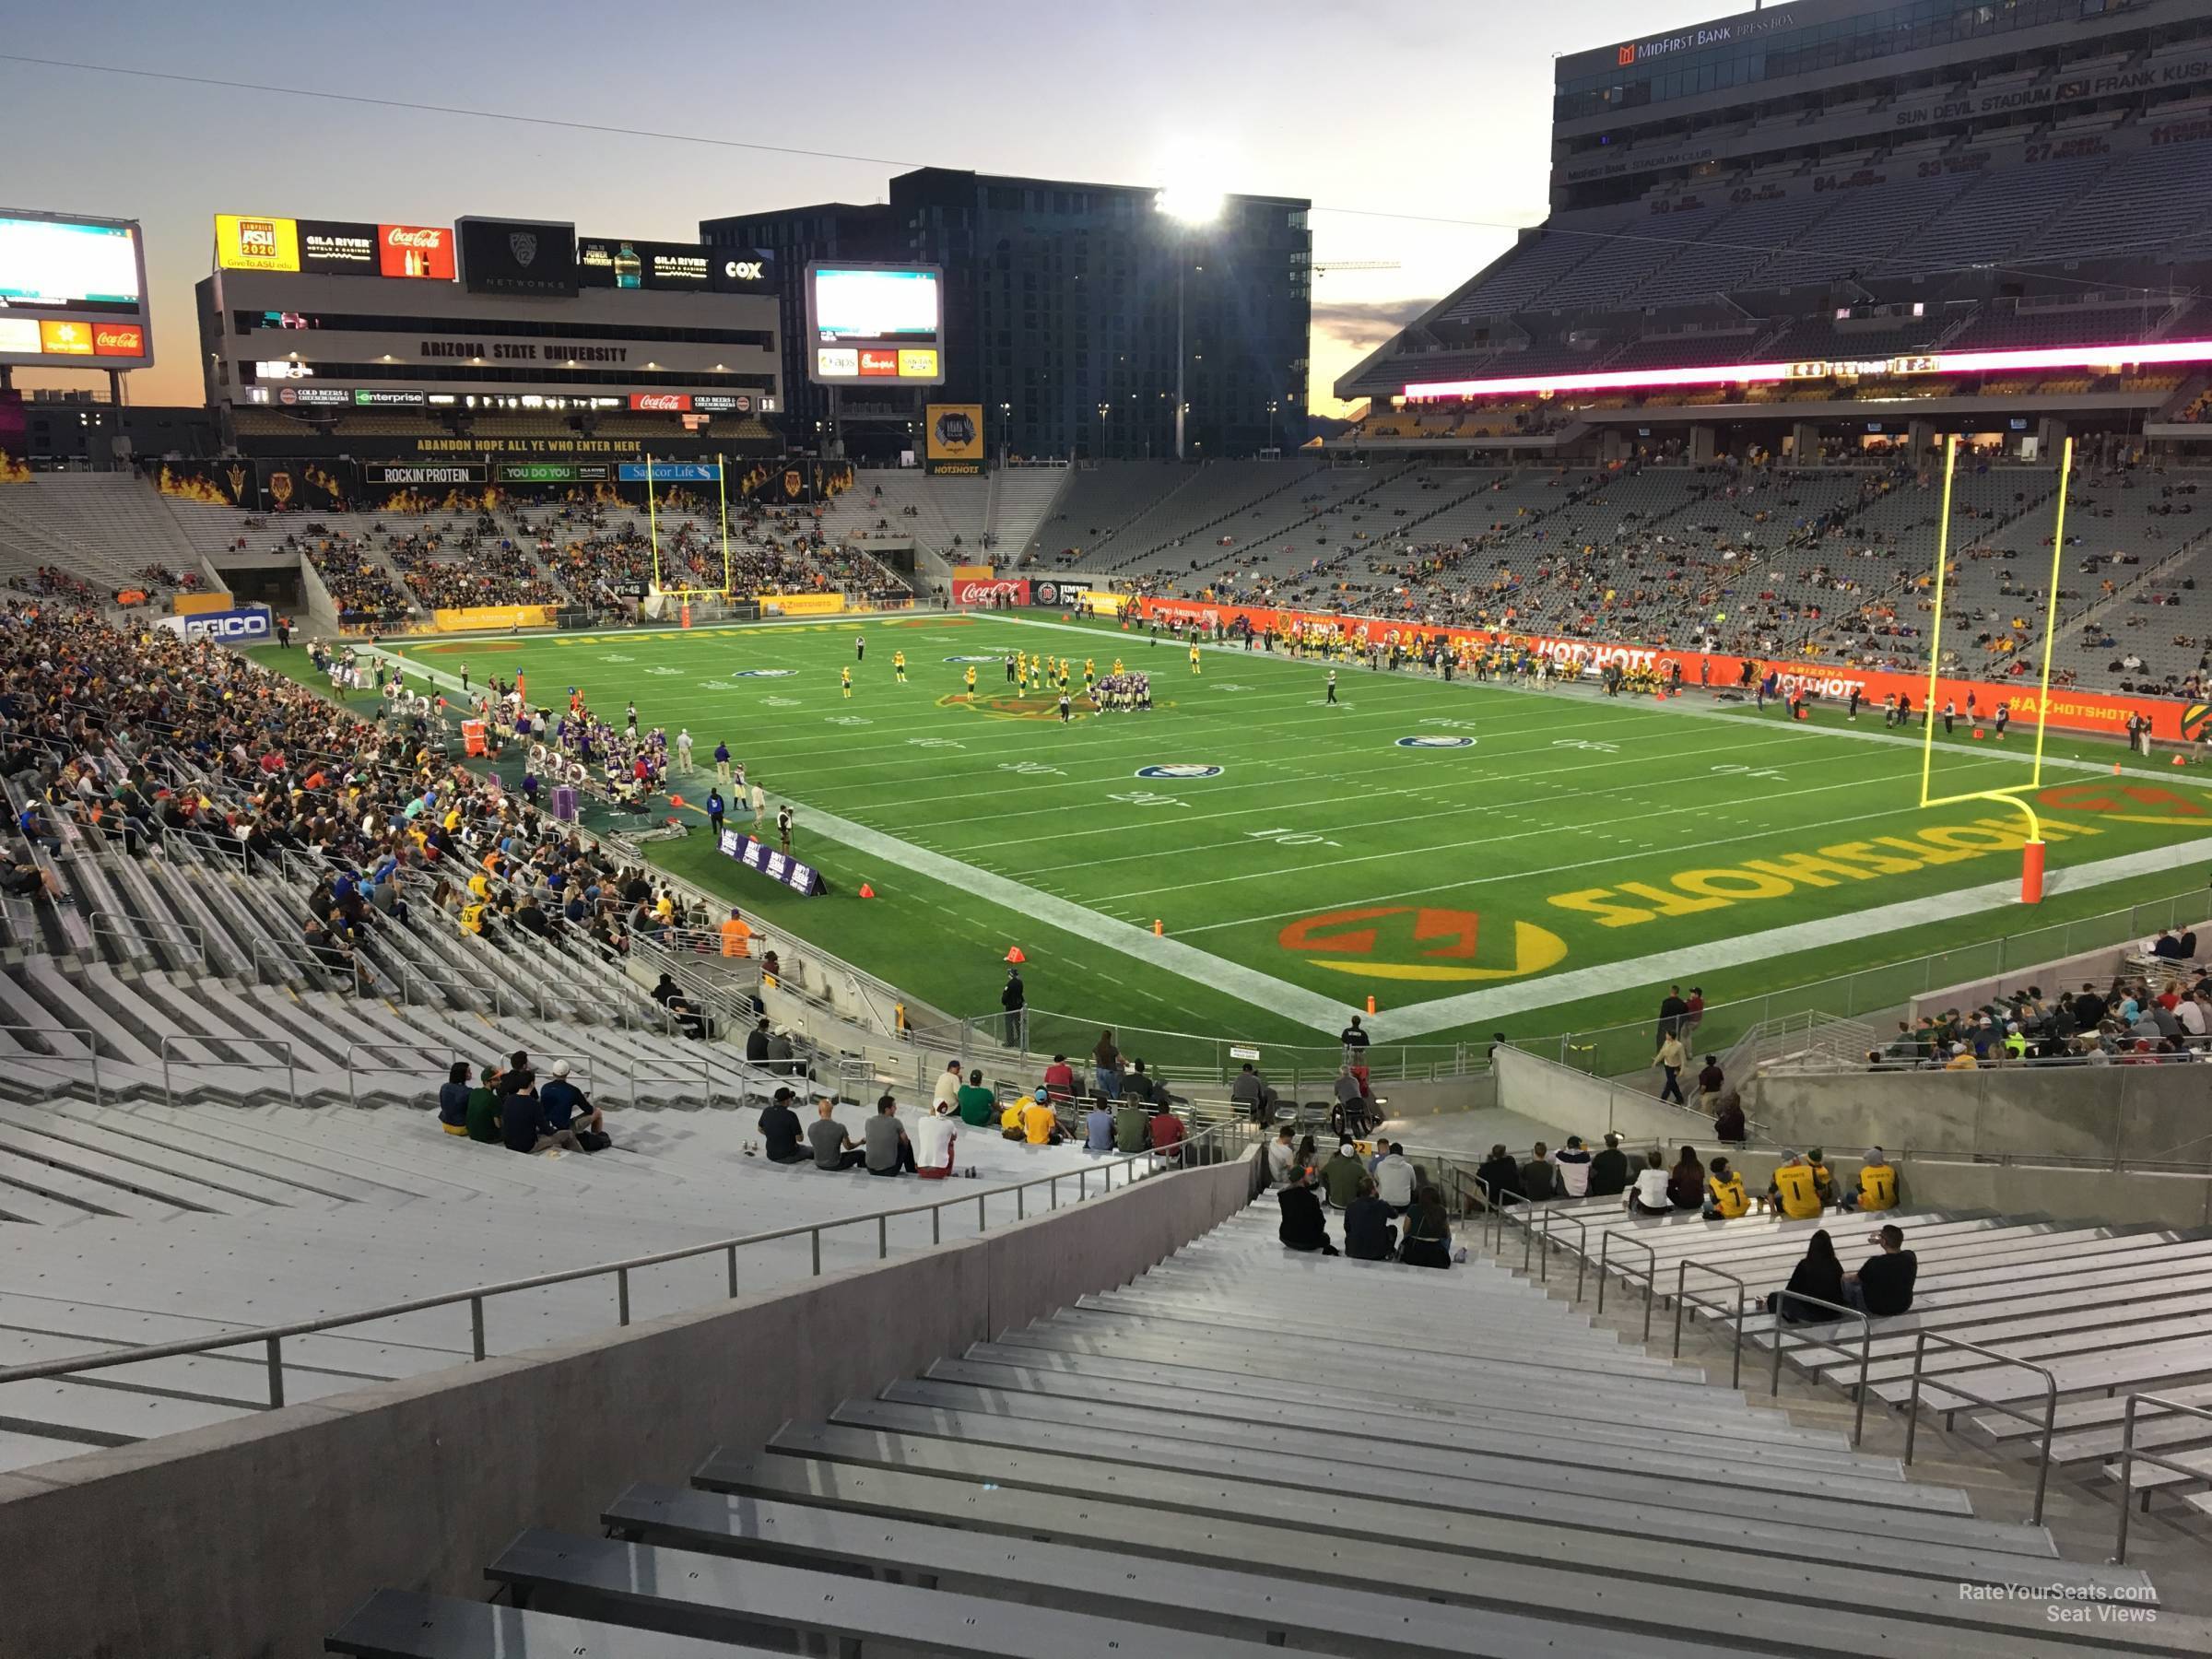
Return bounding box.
[0,1156,1257,1659]
[1748,1064,2206,1165]
[1493,1043,1718,1146]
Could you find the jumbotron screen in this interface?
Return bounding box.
[0,209,154,369]
[804,262,944,385]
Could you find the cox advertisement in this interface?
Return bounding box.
[924,404,984,475]
[159,604,273,645]
[952,577,1030,607]
[1130,596,2209,745]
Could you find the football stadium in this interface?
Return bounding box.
[7,2,2212,1655]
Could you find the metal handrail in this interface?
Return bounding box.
[159,1032,296,1109]
[88,907,206,969]
[0,1121,1245,1408]
[1537,1206,1591,1301]
[2113,1394,2212,1563]
[1597,1227,1660,1341]
[344,1041,463,1110]
[0,1022,102,1106]
[1766,1289,1875,1445]
[628,1056,727,1111]
[1674,1259,1750,1389]
[1901,1328,2060,1522]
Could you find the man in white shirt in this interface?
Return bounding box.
[1373,1143,1417,1213]
[1266,1127,1297,1186]
[2179,994,2208,1040]
[930,1059,963,1115]
[913,1101,958,1179]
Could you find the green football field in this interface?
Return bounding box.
[278,611,2212,1075]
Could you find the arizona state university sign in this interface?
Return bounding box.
[1278,905,1568,983]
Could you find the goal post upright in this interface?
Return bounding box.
[717,450,733,598]
[1915,431,2076,903]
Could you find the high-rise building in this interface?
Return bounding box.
[705,168,1312,461]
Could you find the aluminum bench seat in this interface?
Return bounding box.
[605,1484,1798,1659]
[698,1450,2176,1649]
[487,1530,1291,1659]
[324,1588,776,1659]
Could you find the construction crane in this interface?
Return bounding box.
[1310,260,1401,277]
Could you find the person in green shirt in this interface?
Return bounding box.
[954,1069,999,1128]
[465,1064,503,1144]
[1113,1100,1148,1154]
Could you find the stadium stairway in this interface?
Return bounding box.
[324,1201,2211,1657]
[1498,1197,2212,1574]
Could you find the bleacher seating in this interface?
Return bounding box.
[324,1201,2211,1656]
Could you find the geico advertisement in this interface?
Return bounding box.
[159,606,273,643]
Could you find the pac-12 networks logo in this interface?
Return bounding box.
[1278,905,1566,983]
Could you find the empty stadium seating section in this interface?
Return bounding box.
[323,1201,2212,1656]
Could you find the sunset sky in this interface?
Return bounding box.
[3,0,1736,417]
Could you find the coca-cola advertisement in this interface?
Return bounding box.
[952,577,1030,607]
[378,224,455,281]
[628,393,690,412]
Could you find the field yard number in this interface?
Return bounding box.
[761,695,799,708]
[1552,738,1619,754]
[1111,790,1191,810]
[597,653,636,664]
[1001,760,1065,778]
[1210,681,1252,692]
[643,666,685,677]
[1712,762,1787,782]
[910,737,967,749]
[1248,825,1340,848]
[1419,718,1479,732]
[699,678,737,691]
[827,715,872,727]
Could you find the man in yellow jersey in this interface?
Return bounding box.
[1112,657,1124,676]
[1083,657,1096,688]
[963,665,977,694]
[1844,1147,1900,1212]
[1702,1156,1749,1219]
[1765,1154,1823,1219]
[1189,642,1202,676]
[841,665,853,699]
[893,649,907,683]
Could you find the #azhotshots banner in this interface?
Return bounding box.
[755,593,846,618]
[924,404,984,475]
[1127,595,2209,745]
[431,605,556,632]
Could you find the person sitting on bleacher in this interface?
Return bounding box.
[1277,1172,1338,1256]
[1266,1126,1298,1186]
[807,1098,865,1171]
[1587,1132,1630,1197]
[1843,1224,1917,1316]
[1519,1141,1560,1203]
[1112,1097,1149,1154]
[1084,1099,1115,1152]
[1475,1144,1524,1207]
[1766,1229,1845,1323]
[1702,1156,1749,1220]
[1320,1140,1366,1208]
[1553,1135,1593,1198]
[1628,1148,1672,1215]
[1397,1186,1454,1270]
[1230,1061,1277,1125]
[955,1069,998,1127]
[1040,1053,1077,1104]
[758,1088,807,1165]
[436,1062,472,1135]
[540,1061,607,1152]
[913,1101,958,1179]
[1841,1148,1900,1213]
[1147,1103,1185,1164]
[2152,928,2189,961]
[464,1065,503,1144]
[1021,1092,1065,1146]
[500,1077,579,1156]
[1765,1154,1823,1219]
[864,1095,916,1177]
[1343,1176,1396,1262]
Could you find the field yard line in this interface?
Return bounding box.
[1095,749,2040,904]
[776,800,1356,1034]
[994,615,2192,784]
[1371,834,2212,1041]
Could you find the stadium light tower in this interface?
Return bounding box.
[1156,186,1221,462]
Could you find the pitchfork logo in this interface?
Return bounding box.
[509,231,538,268]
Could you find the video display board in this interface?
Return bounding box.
[805,263,943,385]
[0,210,153,368]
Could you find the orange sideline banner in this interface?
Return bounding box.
[431,605,555,632]
[756,592,846,617]
[171,591,234,617]
[1129,595,2208,745]
[949,564,994,582]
